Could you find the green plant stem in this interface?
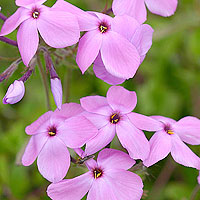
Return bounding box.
[37,54,51,111]
[190,185,200,200]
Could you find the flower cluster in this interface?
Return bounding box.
[1,0,200,199]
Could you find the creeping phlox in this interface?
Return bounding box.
[1,0,200,200]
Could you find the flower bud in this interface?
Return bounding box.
[50,78,63,110]
[3,80,25,104]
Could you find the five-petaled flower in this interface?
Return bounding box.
[47,148,143,200]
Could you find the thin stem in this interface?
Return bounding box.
[37,54,51,111]
[64,67,72,103]
[0,36,17,47]
[0,13,7,21]
[190,185,200,200]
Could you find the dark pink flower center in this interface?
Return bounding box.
[110,113,120,124]
[164,124,174,135]
[32,9,40,19]
[93,168,103,179]
[98,22,109,34]
[48,126,57,137]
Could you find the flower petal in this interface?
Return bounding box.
[52,0,99,31]
[127,112,163,131]
[97,148,135,170]
[76,30,102,74]
[131,24,154,58]
[22,133,49,166]
[101,31,140,79]
[112,0,147,24]
[111,15,139,42]
[54,103,84,120]
[93,53,125,85]
[80,96,113,116]
[172,116,200,145]
[37,137,71,182]
[37,9,80,48]
[151,115,176,125]
[107,86,137,114]
[171,134,200,169]
[17,19,39,66]
[58,116,98,148]
[143,131,171,167]
[25,111,53,135]
[145,0,178,16]
[47,172,93,200]
[106,169,143,200]
[0,7,30,36]
[85,124,116,155]
[16,0,46,8]
[116,118,150,160]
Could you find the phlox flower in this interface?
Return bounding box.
[93,15,154,85]
[22,103,98,182]
[3,80,25,104]
[80,86,162,161]
[143,116,200,169]
[112,0,178,22]
[47,148,144,200]
[0,0,80,66]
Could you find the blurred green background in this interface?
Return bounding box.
[0,0,200,199]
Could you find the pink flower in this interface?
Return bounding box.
[112,0,178,21]
[47,148,143,200]
[0,0,80,66]
[93,15,154,85]
[22,103,98,182]
[143,116,200,169]
[76,12,142,80]
[80,86,162,161]
[3,80,25,104]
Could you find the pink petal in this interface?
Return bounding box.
[171,134,200,169]
[97,148,135,170]
[93,53,125,85]
[16,0,46,8]
[145,0,178,16]
[111,15,139,42]
[58,116,98,148]
[131,24,154,59]
[116,118,150,160]
[22,133,48,166]
[85,124,116,155]
[47,172,93,200]
[37,137,70,182]
[151,115,176,125]
[106,169,143,200]
[172,116,200,145]
[107,86,137,114]
[0,8,30,36]
[112,0,147,24]
[52,0,99,31]
[54,103,84,120]
[143,131,172,167]
[83,112,108,129]
[80,96,113,116]
[25,111,53,135]
[37,9,80,48]
[127,112,163,131]
[101,31,140,79]
[17,19,39,66]
[76,30,102,74]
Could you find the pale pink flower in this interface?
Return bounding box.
[112,0,178,21]
[22,103,98,182]
[3,80,25,104]
[80,86,162,161]
[143,116,200,169]
[51,78,62,110]
[47,148,143,200]
[0,0,80,66]
[93,15,154,85]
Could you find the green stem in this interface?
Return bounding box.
[190,185,200,200]
[37,54,51,111]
